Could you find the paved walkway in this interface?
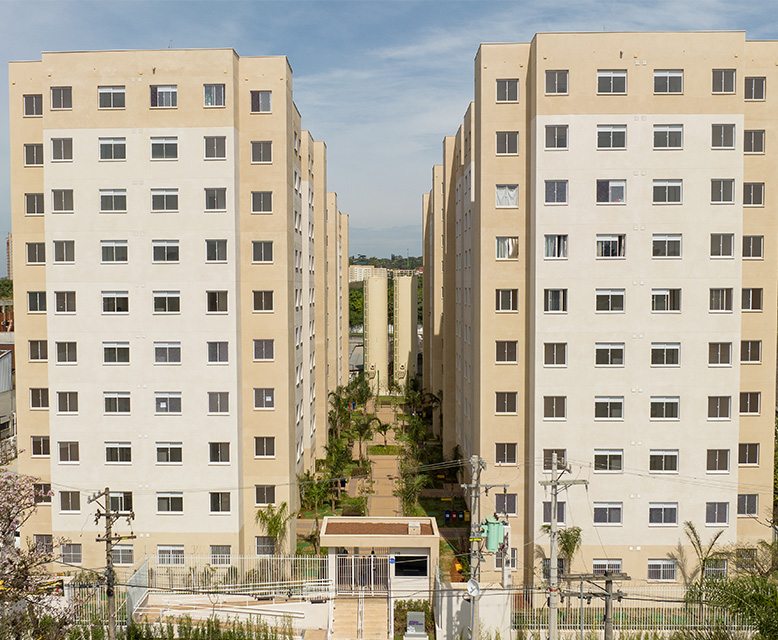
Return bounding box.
[366,403,403,517]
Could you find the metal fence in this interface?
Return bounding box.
[68,582,128,624]
[126,559,149,619]
[335,554,389,595]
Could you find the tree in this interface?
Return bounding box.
[298,472,330,553]
[0,279,12,300]
[350,415,378,463]
[374,421,392,447]
[349,284,364,328]
[255,502,294,555]
[704,574,778,639]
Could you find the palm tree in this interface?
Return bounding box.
[255,501,294,555]
[668,520,725,616]
[394,471,429,516]
[298,472,330,553]
[350,415,378,463]
[374,420,392,447]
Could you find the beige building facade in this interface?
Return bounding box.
[424,32,777,583]
[9,49,348,570]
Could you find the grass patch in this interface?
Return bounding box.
[367,444,403,455]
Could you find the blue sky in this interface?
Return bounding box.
[0,0,774,264]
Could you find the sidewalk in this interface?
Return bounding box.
[366,402,403,517]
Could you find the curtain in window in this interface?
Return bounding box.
[495,184,518,207]
[496,237,519,259]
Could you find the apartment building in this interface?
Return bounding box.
[9,49,348,570]
[424,32,776,584]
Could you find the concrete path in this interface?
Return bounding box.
[366,403,403,517]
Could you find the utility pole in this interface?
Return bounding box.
[539,453,588,640]
[88,487,136,640]
[603,573,614,640]
[463,454,485,640]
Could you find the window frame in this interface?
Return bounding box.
[742,235,764,259]
[23,94,43,117]
[150,189,179,212]
[710,233,734,259]
[544,234,568,259]
[254,388,275,410]
[50,86,72,110]
[596,179,626,204]
[653,69,683,94]
[98,86,125,109]
[156,492,184,514]
[102,291,129,314]
[744,130,765,154]
[650,396,680,420]
[712,69,736,94]
[709,342,733,367]
[740,340,762,364]
[251,141,273,164]
[154,341,182,365]
[254,436,276,458]
[650,343,680,367]
[495,131,519,155]
[544,125,568,150]
[593,502,623,525]
[495,79,519,103]
[596,125,627,150]
[648,502,678,526]
[150,85,178,108]
[707,396,732,420]
[649,450,679,474]
[595,342,625,367]
[98,137,126,162]
[543,343,567,367]
[154,392,182,415]
[593,449,623,473]
[743,182,765,207]
[543,397,567,421]
[711,124,736,150]
[544,181,568,205]
[104,392,131,415]
[705,502,729,526]
[544,288,568,313]
[651,288,681,313]
[545,70,568,95]
[250,90,272,113]
[745,76,766,101]
[203,84,226,108]
[653,179,682,204]
[595,289,625,313]
[103,342,130,365]
[204,136,227,160]
[711,179,735,204]
[153,291,181,314]
[495,391,518,415]
[495,442,518,466]
[597,70,627,94]
[25,193,45,216]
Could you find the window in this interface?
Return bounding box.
[254,388,275,409]
[653,124,683,149]
[53,240,75,264]
[744,183,764,206]
[495,392,518,414]
[593,559,622,576]
[157,442,182,464]
[255,436,276,458]
[151,189,178,211]
[24,94,43,116]
[58,441,79,462]
[102,341,130,365]
[55,291,76,314]
[98,86,125,109]
[737,494,758,517]
[595,343,624,366]
[711,179,735,204]
[29,341,48,362]
[255,485,276,505]
[150,85,177,108]
[251,141,272,163]
[28,292,46,313]
[742,288,763,312]
[650,397,679,419]
[595,235,627,259]
[650,450,678,473]
[496,79,519,102]
[99,137,126,161]
[205,188,227,211]
[256,536,275,555]
[653,179,682,203]
[24,144,43,166]
[736,549,757,572]
[51,86,72,110]
[707,449,729,472]
[496,443,517,465]
[109,493,132,514]
[740,392,760,415]
[153,291,180,313]
[652,234,682,258]
[151,240,179,263]
[496,548,518,571]
[651,343,680,367]
[543,449,567,471]
[210,492,231,513]
[208,392,229,414]
[210,546,231,566]
[709,342,732,366]
[206,291,228,313]
[745,76,765,100]
[252,241,274,263]
[155,392,182,414]
[542,558,566,580]
[704,558,727,578]
[254,339,274,361]
[712,124,735,149]
[706,502,729,525]
[544,234,568,258]
[543,397,566,420]
[496,131,519,155]
[207,341,228,364]
[253,290,274,312]
[495,184,518,208]
[151,136,178,160]
[26,243,45,264]
[708,396,731,420]
[61,543,82,564]
[743,236,763,259]
[545,70,568,94]
[204,136,226,159]
[495,289,519,312]
[60,491,80,510]
[744,130,765,154]
[597,125,626,149]
[105,443,132,464]
[739,443,759,465]
[593,502,622,524]
[654,69,683,93]
[648,559,677,581]
[649,503,678,525]
[52,189,74,213]
[34,534,53,552]
[55,342,77,364]
[594,450,623,472]
[597,70,626,94]
[544,181,567,204]
[710,233,734,258]
[596,179,626,203]
[495,237,519,261]
[251,191,273,213]
[209,442,230,463]
[204,84,225,107]
[496,341,518,363]
[102,291,128,313]
[25,193,44,215]
[30,388,49,409]
[709,288,733,312]
[114,545,134,565]
[250,90,272,113]
[544,343,566,366]
[651,289,681,312]
[595,397,623,420]
[158,545,184,565]
[495,493,517,515]
[104,392,130,414]
[595,289,625,312]
[157,493,184,513]
[741,340,761,363]
[30,436,51,458]
[544,289,567,313]
[51,138,73,162]
[101,240,128,263]
[542,501,566,525]
[545,125,568,149]
[712,69,735,94]
[154,342,181,364]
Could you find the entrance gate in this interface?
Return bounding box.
[336,554,390,595]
